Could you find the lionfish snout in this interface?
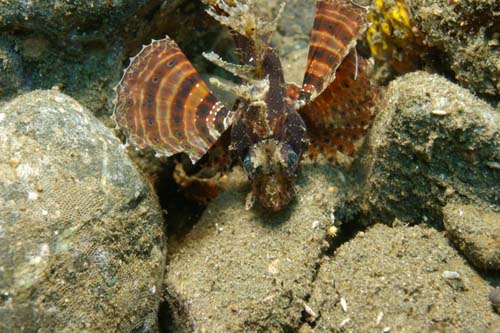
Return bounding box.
[252,171,296,211]
[241,139,300,211]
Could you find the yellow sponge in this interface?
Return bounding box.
[366,0,422,73]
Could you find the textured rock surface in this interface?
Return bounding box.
[491,288,500,314]
[165,165,347,333]
[358,71,500,226]
[0,29,124,118]
[308,224,498,332]
[0,90,166,332]
[0,0,160,39]
[27,42,125,119]
[409,0,500,102]
[443,201,500,270]
[0,37,23,98]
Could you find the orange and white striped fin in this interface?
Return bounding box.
[113,37,233,164]
[300,0,367,103]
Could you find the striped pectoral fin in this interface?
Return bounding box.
[300,0,368,103]
[113,37,233,164]
[299,50,380,161]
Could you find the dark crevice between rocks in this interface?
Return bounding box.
[298,268,322,330]
[161,286,199,333]
[153,156,206,243]
[300,258,323,327]
[143,155,206,333]
[296,230,358,330]
[327,214,368,256]
[279,324,296,333]
[486,271,500,289]
[325,177,373,251]
[158,286,178,333]
[295,192,367,331]
[154,153,239,331]
[420,48,456,88]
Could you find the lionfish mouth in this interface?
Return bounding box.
[253,172,295,211]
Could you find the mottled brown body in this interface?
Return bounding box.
[113,0,379,211]
[229,47,307,210]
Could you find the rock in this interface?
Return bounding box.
[0,0,161,40]
[0,0,180,119]
[0,37,23,98]
[409,0,500,102]
[486,320,500,333]
[165,164,347,333]
[25,41,125,119]
[0,90,166,332]
[358,71,500,226]
[490,288,500,314]
[308,224,498,332]
[0,29,125,119]
[443,202,500,270]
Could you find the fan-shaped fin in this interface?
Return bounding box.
[300,0,367,103]
[113,37,233,164]
[297,50,379,161]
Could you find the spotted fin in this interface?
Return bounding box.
[300,0,367,103]
[298,50,379,161]
[113,37,233,164]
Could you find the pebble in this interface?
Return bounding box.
[490,288,500,314]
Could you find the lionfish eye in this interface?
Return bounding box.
[243,154,253,175]
[287,150,299,169]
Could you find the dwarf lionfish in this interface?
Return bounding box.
[113,0,378,211]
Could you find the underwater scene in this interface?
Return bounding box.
[0,0,499,332]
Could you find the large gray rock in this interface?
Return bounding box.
[0,90,166,332]
[358,71,500,226]
[165,165,347,333]
[308,224,498,332]
[0,0,169,117]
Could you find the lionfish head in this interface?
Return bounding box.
[242,138,300,211]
